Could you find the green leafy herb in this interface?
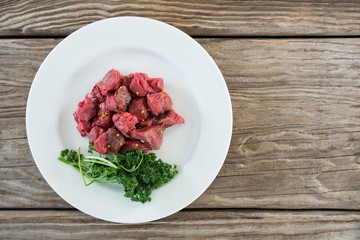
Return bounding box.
[88,142,95,154]
[58,148,178,203]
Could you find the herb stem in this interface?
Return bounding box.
[83,156,118,169]
[84,154,143,172]
[78,147,91,186]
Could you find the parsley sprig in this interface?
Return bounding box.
[58,147,178,203]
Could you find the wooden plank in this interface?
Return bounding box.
[1,39,360,209]
[1,1,360,37]
[1,158,360,209]
[1,210,359,239]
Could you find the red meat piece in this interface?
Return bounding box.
[129,73,154,97]
[93,132,109,154]
[87,126,105,142]
[73,93,98,136]
[74,93,98,122]
[137,114,157,127]
[96,69,122,95]
[148,78,164,92]
[92,103,113,129]
[112,112,138,137]
[75,120,91,137]
[130,125,164,150]
[94,128,125,154]
[120,140,150,153]
[146,92,172,116]
[105,86,131,113]
[158,110,185,128]
[107,128,125,153]
[122,73,134,89]
[128,97,149,122]
[92,86,105,103]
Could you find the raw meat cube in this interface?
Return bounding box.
[93,131,109,154]
[92,85,105,103]
[94,128,125,154]
[120,140,150,153]
[128,97,149,122]
[130,125,164,150]
[148,78,164,92]
[105,86,131,112]
[75,120,91,137]
[87,126,105,142]
[74,93,98,122]
[146,92,172,116]
[158,110,185,128]
[73,93,98,136]
[112,112,138,137]
[129,73,152,97]
[92,103,113,129]
[107,128,125,153]
[137,114,157,127]
[96,69,122,95]
[122,73,134,89]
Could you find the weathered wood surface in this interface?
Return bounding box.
[2,1,360,236]
[1,210,359,239]
[1,38,360,209]
[1,1,360,37]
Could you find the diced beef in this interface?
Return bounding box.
[94,128,125,154]
[105,94,118,112]
[74,69,184,154]
[137,114,157,127]
[158,110,185,128]
[128,97,149,122]
[146,92,172,116]
[75,120,91,137]
[92,103,113,129]
[148,78,164,92]
[107,128,125,153]
[129,73,154,97]
[122,73,134,89]
[74,93,98,122]
[96,69,122,95]
[130,125,164,150]
[118,86,132,103]
[87,126,105,142]
[73,93,98,136]
[120,140,150,153]
[105,86,131,112]
[92,85,105,103]
[93,131,109,154]
[112,112,138,137]
[137,110,183,128]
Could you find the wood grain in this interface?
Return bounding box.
[1,1,360,37]
[1,210,359,239]
[2,158,360,209]
[1,39,360,209]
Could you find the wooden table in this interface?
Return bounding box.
[1,1,360,239]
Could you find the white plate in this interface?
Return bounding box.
[26,17,232,223]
